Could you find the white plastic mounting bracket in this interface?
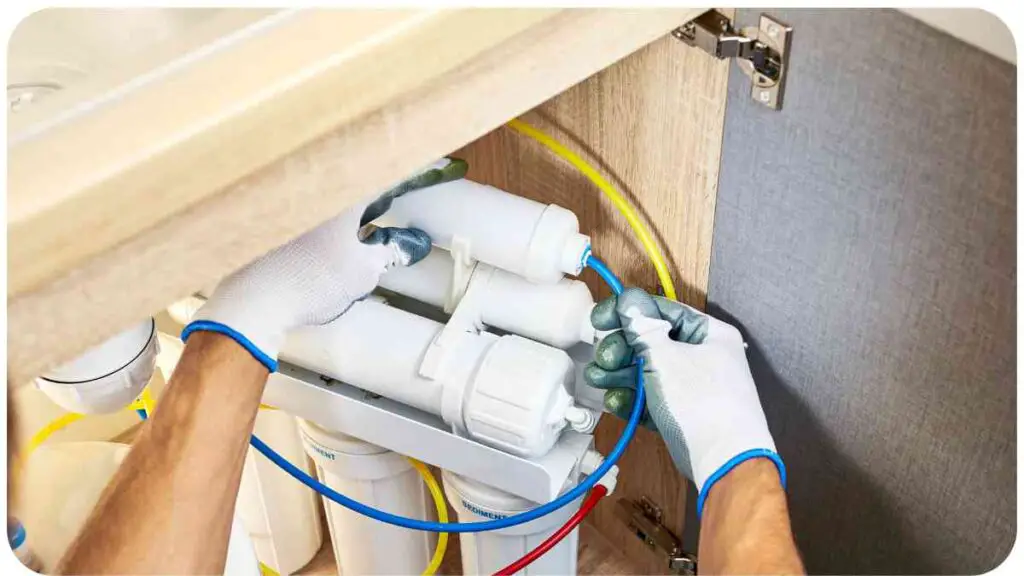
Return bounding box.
[418,236,487,380]
[266,366,593,503]
[445,235,476,313]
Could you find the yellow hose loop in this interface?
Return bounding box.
[24,412,85,456]
[11,411,87,479]
[407,458,449,576]
[22,385,155,467]
[505,118,678,301]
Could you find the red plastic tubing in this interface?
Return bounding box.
[494,484,610,575]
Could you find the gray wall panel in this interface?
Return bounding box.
[706,9,1015,574]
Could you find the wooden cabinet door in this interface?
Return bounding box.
[455,25,732,572]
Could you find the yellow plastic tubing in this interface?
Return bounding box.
[505,118,678,301]
[24,412,85,456]
[407,458,449,576]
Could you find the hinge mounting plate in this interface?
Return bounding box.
[615,496,698,575]
[673,11,793,110]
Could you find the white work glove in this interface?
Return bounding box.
[584,287,785,515]
[182,158,467,371]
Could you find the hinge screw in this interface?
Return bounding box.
[767,24,780,38]
[758,91,771,103]
[671,23,694,41]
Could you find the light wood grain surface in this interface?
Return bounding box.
[453,28,731,571]
[7,9,705,386]
[8,9,553,299]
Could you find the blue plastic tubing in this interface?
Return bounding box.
[249,254,644,533]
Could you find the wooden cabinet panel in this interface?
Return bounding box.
[453,30,731,572]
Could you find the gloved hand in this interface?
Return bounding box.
[584,287,785,515]
[182,158,468,371]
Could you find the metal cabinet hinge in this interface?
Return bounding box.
[615,497,698,575]
[673,11,793,110]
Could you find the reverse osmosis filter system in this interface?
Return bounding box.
[254,172,618,575]
[28,146,655,574]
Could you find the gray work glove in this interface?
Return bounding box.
[183,159,467,371]
[584,288,785,515]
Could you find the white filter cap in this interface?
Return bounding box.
[525,204,583,284]
[441,469,582,535]
[463,335,574,458]
[560,234,591,277]
[297,420,412,481]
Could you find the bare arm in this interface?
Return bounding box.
[49,167,442,573]
[56,332,267,575]
[699,458,804,575]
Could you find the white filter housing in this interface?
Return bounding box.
[299,421,435,576]
[36,319,158,414]
[237,410,322,574]
[443,470,582,575]
[379,248,597,348]
[380,178,590,284]
[376,246,454,308]
[281,300,576,458]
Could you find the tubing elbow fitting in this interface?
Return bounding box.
[565,406,598,433]
[581,450,618,495]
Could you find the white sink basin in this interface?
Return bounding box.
[8,8,276,123]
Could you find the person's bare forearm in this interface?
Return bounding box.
[57,332,268,574]
[699,458,804,575]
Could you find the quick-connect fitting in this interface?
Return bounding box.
[564,406,598,434]
[580,450,619,495]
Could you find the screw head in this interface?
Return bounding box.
[758,90,771,103]
[767,24,780,38]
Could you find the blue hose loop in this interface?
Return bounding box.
[585,254,624,295]
[250,254,644,533]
